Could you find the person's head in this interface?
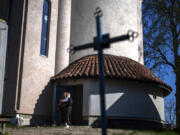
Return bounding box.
[63,92,67,98]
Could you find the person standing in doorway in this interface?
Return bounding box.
[57,92,72,129]
[65,92,73,128]
[57,92,67,125]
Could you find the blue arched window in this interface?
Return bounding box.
[40,0,50,56]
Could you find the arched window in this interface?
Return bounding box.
[40,0,50,56]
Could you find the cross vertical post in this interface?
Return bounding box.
[95,8,107,135]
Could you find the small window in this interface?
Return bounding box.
[40,0,50,56]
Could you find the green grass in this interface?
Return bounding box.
[141,129,179,135]
[6,123,66,129]
[113,129,179,135]
[0,132,10,135]
[129,130,137,135]
[113,130,138,135]
[6,124,17,129]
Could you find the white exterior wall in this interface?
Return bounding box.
[70,0,144,64]
[0,20,8,114]
[18,0,58,115]
[61,79,165,123]
[85,80,165,122]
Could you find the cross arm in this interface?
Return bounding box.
[93,34,130,50]
[69,42,94,53]
[94,30,138,50]
[108,34,130,43]
[69,30,138,53]
[108,30,138,43]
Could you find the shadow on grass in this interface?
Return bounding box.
[134,129,179,135]
[112,129,179,135]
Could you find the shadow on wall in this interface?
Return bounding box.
[138,43,144,63]
[30,81,54,126]
[91,90,163,130]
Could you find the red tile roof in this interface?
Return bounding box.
[52,54,172,95]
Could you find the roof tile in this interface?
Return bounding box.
[52,54,172,94]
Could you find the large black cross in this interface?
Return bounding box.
[69,7,138,135]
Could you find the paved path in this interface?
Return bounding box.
[5,126,151,135]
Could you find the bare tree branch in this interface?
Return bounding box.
[165,97,176,125]
[149,61,165,70]
[143,0,179,127]
[157,47,176,70]
[178,29,180,36]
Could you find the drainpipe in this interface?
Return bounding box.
[14,0,28,112]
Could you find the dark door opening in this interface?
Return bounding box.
[71,85,85,125]
[55,84,87,125]
[54,85,72,125]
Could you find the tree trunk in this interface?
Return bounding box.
[176,56,180,128]
[176,74,180,128]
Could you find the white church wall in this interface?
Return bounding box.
[70,0,144,64]
[18,0,58,115]
[59,78,165,123]
[85,79,165,123]
[0,20,8,114]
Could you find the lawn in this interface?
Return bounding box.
[113,129,179,135]
[1,125,179,135]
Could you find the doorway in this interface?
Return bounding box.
[54,85,72,125]
[54,84,87,125]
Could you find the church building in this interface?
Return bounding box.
[0,0,172,128]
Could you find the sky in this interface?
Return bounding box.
[163,67,176,101]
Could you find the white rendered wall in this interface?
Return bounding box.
[0,20,8,114]
[18,0,58,115]
[57,79,165,123]
[70,0,144,64]
[85,80,165,122]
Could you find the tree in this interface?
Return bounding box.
[142,0,180,128]
[165,97,176,127]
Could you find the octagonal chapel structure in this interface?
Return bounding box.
[0,0,171,128]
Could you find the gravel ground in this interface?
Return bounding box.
[5,126,152,135]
